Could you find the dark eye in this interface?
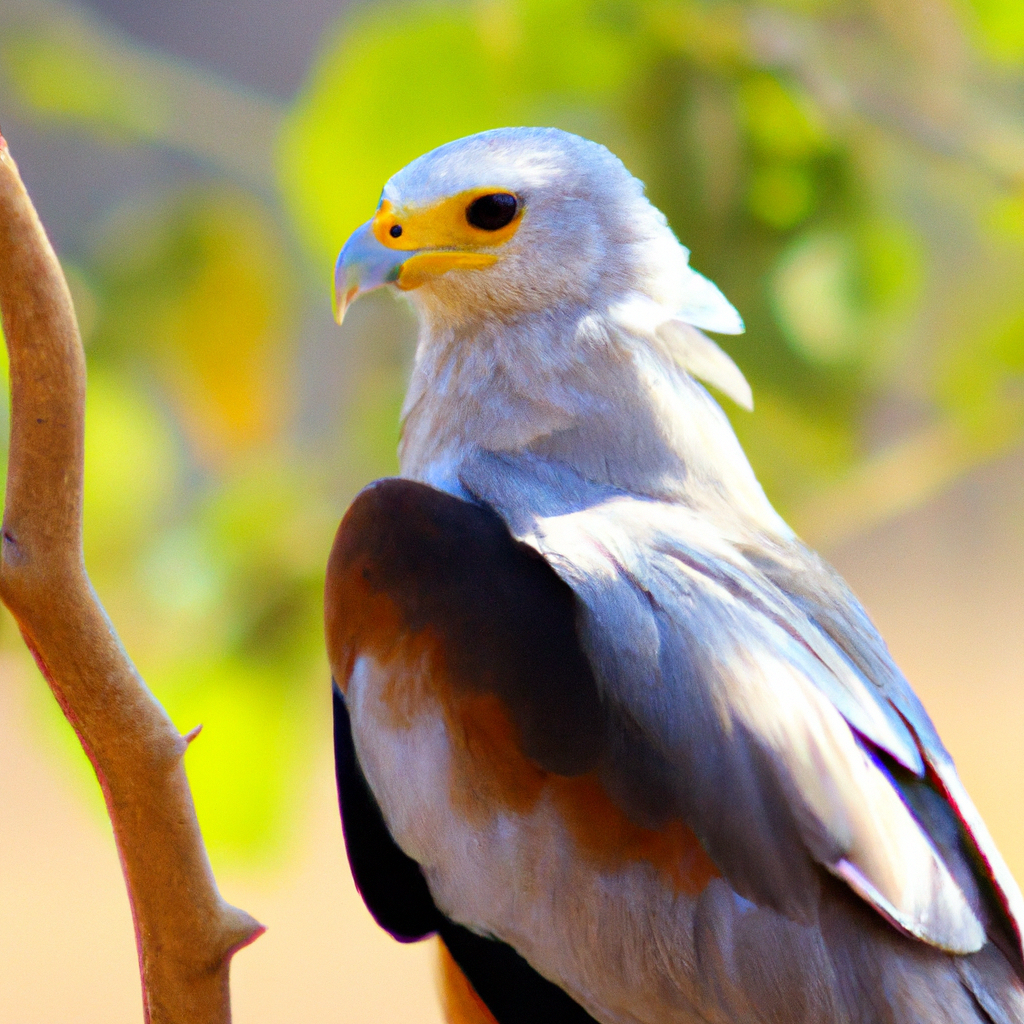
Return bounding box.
[467,193,518,231]
[390,224,403,238]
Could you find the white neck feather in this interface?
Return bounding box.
[398,300,791,539]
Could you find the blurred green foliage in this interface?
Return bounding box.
[1,0,1023,865]
[1,26,166,138]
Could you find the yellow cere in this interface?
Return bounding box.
[395,251,499,291]
[372,189,524,251]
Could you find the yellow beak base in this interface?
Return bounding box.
[395,251,499,291]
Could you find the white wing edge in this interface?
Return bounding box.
[727,639,985,955]
[934,764,1024,956]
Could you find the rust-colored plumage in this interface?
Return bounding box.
[327,484,718,903]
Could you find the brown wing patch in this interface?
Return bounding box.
[326,479,719,897]
[448,686,719,897]
[324,559,405,698]
[326,478,606,773]
[550,777,719,895]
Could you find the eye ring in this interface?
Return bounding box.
[389,224,403,238]
[467,193,519,231]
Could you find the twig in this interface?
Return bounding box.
[748,8,1024,193]
[0,133,263,1022]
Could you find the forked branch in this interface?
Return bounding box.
[0,134,263,1022]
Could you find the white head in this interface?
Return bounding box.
[335,127,779,530]
[335,127,742,338]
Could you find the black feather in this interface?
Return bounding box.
[333,681,441,942]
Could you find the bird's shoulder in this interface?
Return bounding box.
[326,477,720,895]
[324,476,605,777]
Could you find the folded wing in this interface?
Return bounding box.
[459,451,1021,961]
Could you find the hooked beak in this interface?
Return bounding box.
[333,220,406,326]
[333,218,500,326]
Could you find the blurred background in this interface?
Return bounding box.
[0,0,1022,1018]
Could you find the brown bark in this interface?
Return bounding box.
[0,133,263,1021]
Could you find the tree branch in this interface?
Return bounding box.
[0,133,263,1022]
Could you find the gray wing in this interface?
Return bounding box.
[459,450,1022,961]
[742,535,1024,955]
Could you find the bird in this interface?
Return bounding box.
[324,126,1024,1024]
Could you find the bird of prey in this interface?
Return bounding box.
[325,127,1024,1024]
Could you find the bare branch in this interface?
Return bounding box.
[748,8,1024,193]
[0,134,263,1022]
